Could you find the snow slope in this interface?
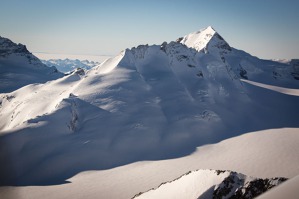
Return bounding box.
[42,58,100,73]
[0,26,298,197]
[241,79,299,96]
[0,36,63,93]
[0,128,298,199]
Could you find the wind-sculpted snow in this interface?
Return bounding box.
[0,27,299,186]
[0,36,63,93]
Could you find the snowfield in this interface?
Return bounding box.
[0,26,299,198]
[0,128,298,199]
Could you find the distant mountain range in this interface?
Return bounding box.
[42,58,100,73]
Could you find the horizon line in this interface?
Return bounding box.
[33,51,114,57]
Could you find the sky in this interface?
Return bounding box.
[0,0,299,60]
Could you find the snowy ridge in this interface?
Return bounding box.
[94,50,125,74]
[0,36,63,93]
[179,26,231,55]
[133,169,287,199]
[0,36,31,57]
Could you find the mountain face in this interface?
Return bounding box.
[179,26,232,55]
[42,58,100,73]
[0,36,63,93]
[133,169,287,199]
[0,27,298,186]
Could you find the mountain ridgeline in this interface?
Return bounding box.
[0,36,63,93]
[133,169,287,199]
[0,27,298,186]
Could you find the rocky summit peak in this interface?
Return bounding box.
[179,26,231,54]
[0,36,30,57]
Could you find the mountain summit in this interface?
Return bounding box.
[179,26,231,55]
[0,36,31,56]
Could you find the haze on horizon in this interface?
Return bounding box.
[0,0,298,60]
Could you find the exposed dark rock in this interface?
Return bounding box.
[221,56,226,63]
[273,71,282,79]
[213,172,287,199]
[240,68,248,79]
[131,44,149,59]
[176,37,183,43]
[74,68,85,76]
[197,71,204,77]
[0,36,30,57]
[188,64,196,68]
[160,42,167,52]
[176,54,188,61]
[215,170,226,175]
[291,72,299,80]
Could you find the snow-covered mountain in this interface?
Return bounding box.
[0,26,298,198]
[0,36,63,93]
[133,169,286,199]
[42,58,100,73]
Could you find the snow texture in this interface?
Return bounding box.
[0,128,298,199]
[0,27,299,198]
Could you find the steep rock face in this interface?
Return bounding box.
[0,36,63,93]
[133,169,287,199]
[213,171,287,199]
[0,36,32,56]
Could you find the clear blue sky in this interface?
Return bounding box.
[1,0,299,59]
